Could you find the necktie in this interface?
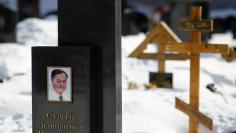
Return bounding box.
[59,95,63,101]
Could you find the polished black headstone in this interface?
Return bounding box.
[149,72,173,89]
[32,47,101,133]
[58,0,122,133]
[0,5,16,42]
[18,0,39,21]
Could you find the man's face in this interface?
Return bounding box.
[52,73,67,95]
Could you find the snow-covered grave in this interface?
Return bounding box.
[0,16,236,133]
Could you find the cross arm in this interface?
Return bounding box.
[175,97,213,130]
[162,43,229,54]
[128,39,152,58]
[128,32,158,58]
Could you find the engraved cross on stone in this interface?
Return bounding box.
[162,6,230,133]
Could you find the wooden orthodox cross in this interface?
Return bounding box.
[162,6,230,133]
[129,21,189,73]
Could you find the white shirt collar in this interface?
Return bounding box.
[48,88,71,102]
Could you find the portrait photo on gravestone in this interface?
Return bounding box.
[47,66,72,103]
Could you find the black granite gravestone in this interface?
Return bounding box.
[0,4,16,42]
[18,0,39,21]
[32,47,101,133]
[58,0,122,133]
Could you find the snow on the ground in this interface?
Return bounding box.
[0,44,31,80]
[210,32,236,47]
[0,44,32,132]
[17,16,58,46]
[0,18,236,133]
[122,33,236,133]
[0,17,57,133]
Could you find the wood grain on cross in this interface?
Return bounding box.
[162,6,230,133]
[129,22,189,73]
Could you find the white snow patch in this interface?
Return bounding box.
[17,18,58,46]
[0,43,30,80]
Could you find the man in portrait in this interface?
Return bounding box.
[48,69,71,102]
